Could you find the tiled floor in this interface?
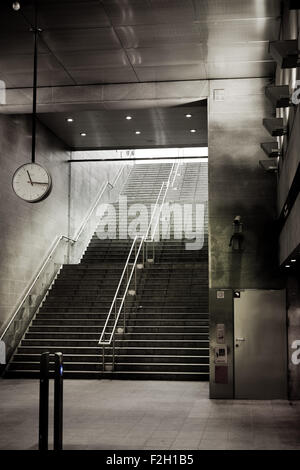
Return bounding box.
[0,379,300,450]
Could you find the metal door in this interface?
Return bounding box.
[234,290,287,399]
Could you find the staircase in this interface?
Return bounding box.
[5,162,209,380]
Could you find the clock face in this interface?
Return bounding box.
[12,163,52,203]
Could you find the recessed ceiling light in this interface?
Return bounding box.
[135,131,141,135]
[291,259,296,262]
[126,116,132,120]
[185,113,192,118]
[80,132,87,137]
[190,129,196,133]
[285,265,291,268]
[66,118,74,123]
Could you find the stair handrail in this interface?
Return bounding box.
[98,235,144,346]
[0,234,72,342]
[98,163,177,370]
[0,165,127,344]
[71,165,125,243]
[98,171,170,347]
[144,162,176,264]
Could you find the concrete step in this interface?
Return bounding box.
[25,332,208,340]
[12,353,209,364]
[17,345,209,355]
[5,370,209,381]
[21,338,209,347]
[31,321,208,329]
[8,361,209,373]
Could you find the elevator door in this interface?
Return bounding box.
[234,290,287,399]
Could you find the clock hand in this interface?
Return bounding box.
[29,181,48,185]
[27,170,33,186]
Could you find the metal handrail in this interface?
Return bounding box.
[0,165,127,343]
[72,165,125,243]
[98,162,177,370]
[98,235,140,346]
[0,235,71,341]
[144,162,177,263]
[99,235,144,370]
[98,168,173,345]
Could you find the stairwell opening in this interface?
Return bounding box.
[6,148,209,382]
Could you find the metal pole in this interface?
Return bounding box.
[39,352,49,451]
[31,1,40,164]
[142,241,145,266]
[102,346,105,372]
[113,304,116,371]
[134,242,137,291]
[124,298,126,333]
[54,352,63,451]
[112,334,115,371]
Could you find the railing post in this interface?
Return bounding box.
[39,352,49,451]
[123,298,126,333]
[102,346,105,372]
[112,334,115,371]
[53,352,63,451]
[142,240,145,266]
[112,303,117,371]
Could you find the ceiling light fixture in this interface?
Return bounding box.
[80,132,87,137]
[285,265,291,268]
[185,113,192,118]
[135,131,141,135]
[291,259,296,262]
[126,116,132,120]
[12,2,21,11]
[66,118,74,123]
[190,129,196,133]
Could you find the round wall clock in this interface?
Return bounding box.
[12,163,52,203]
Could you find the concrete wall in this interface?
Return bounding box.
[278,106,300,214]
[0,116,127,359]
[276,6,300,263]
[276,7,300,399]
[287,275,300,400]
[208,78,284,398]
[280,193,300,265]
[209,78,282,290]
[68,151,130,263]
[0,114,70,335]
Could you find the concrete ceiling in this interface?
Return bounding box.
[0,0,281,87]
[38,101,208,150]
[0,0,280,149]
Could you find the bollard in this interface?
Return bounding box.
[54,352,63,451]
[39,352,50,451]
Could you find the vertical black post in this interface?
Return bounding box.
[39,352,49,451]
[31,0,39,164]
[54,352,63,451]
